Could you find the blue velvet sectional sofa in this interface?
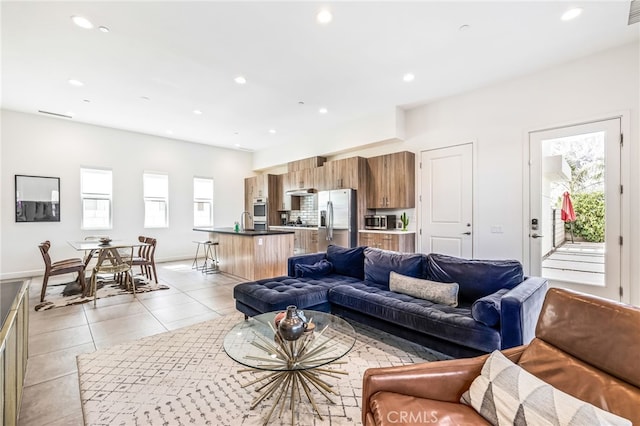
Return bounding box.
[233,245,548,358]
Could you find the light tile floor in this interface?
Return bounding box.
[18,261,243,426]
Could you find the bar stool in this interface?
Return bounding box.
[191,240,210,270]
[202,241,220,274]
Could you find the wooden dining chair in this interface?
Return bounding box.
[90,245,134,307]
[128,236,158,283]
[38,241,87,302]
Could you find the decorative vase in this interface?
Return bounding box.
[278,305,307,341]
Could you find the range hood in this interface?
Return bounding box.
[286,188,317,196]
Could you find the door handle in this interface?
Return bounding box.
[530,233,544,239]
[462,232,471,235]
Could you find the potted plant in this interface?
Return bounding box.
[400,212,409,231]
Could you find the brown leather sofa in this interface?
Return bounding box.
[362,288,640,425]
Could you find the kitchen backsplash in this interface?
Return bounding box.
[290,195,318,225]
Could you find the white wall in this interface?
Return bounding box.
[0,110,253,279]
[401,42,639,305]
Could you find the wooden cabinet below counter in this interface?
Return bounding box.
[359,231,415,253]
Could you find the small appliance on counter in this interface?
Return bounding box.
[364,214,396,230]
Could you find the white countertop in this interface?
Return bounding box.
[358,229,416,234]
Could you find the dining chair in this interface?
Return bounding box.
[38,241,87,302]
[129,236,158,283]
[90,245,134,307]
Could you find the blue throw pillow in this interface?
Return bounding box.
[294,259,333,278]
[364,247,426,286]
[471,288,510,327]
[426,254,523,303]
[326,245,366,279]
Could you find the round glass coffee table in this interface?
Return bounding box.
[223,310,356,425]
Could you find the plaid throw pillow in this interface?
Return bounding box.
[461,351,631,426]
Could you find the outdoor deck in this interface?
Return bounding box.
[542,241,605,286]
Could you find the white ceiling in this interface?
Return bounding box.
[2,1,638,153]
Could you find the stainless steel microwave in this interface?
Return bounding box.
[364,215,396,230]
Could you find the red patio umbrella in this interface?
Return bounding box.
[561,191,576,242]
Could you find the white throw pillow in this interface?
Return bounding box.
[388,271,458,306]
[461,350,632,426]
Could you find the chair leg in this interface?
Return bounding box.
[92,271,98,307]
[151,263,158,283]
[130,269,136,298]
[40,274,50,302]
[78,270,87,297]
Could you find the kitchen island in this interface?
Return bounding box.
[193,227,294,281]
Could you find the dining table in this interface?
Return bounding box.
[67,239,150,297]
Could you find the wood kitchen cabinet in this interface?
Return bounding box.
[367,151,415,209]
[316,157,366,190]
[244,174,279,224]
[359,232,415,253]
[283,169,315,192]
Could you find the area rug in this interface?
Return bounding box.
[77,313,449,426]
[35,276,170,312]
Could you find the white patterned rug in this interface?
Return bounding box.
[77,313,448,426]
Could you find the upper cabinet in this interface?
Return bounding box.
[283,169,315,192]
[316,157,366,190]
[367,151,415,209]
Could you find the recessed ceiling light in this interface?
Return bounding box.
[193,109,203,115]
[561,8,582,21]
[269,129,277,134]
[83,99,91,103]
[298,101,305,105]
[403,73,415,82]
[234,76,247,85]
[459,24,471,31]
[66,111,75,117]
[166,130,173,135]
[98,26,110,33]
[317,9,333,24]
[71,15,93,29]
[68,79,84,87]
[140,96,150,101]
[319,107,328,114]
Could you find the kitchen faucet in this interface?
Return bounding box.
[240,211,252,231]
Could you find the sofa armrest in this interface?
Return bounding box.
[500,276,548,348]
[361,346,526,425]
[286,252,327,277]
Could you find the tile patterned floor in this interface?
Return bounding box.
[18,261,243,426]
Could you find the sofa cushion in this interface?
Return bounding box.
[389,271,458,306]
[471,288,510,327]
[426,254,523,303]
[328,282,501,353]
[461,350,631,426]
[294,259,333,278]
[326,245,366,279]
[233,274,360,314]
[364,247,425,286]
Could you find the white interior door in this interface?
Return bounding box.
[420,144,473,257]
[528,118,622,301]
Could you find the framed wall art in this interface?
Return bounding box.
[15,175,60,222]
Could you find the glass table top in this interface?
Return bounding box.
[223,310,356,371]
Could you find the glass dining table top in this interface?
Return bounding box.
[67,240,148,250]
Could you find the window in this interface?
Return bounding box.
[193,177,214,227]
[81,168,112,229]
[143,172,169,228]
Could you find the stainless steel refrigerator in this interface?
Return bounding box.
[318,189,357,250]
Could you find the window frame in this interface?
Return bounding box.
[80,167,113,230]
[143,172,169,229]
[193,176,214,227]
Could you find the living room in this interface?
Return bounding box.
[1,2,639,425]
